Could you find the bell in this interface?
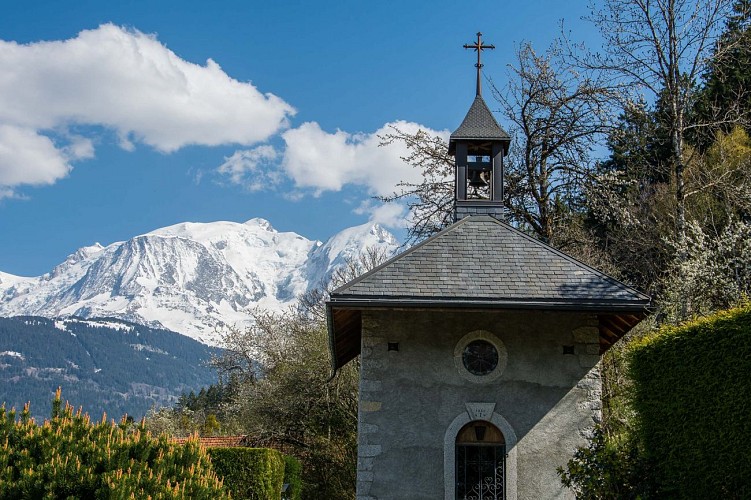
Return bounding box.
[468,169,488,188]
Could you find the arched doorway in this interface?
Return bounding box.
[455,420,505,500]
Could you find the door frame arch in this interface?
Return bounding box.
[444,408,518,500]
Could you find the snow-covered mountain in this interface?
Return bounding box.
[0,219,399,344]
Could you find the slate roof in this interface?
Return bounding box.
[449,95,511,152]
[327,215,650,370]
[329,216,649,310]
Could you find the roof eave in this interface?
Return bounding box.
[447,135,511,155]
[328,295,651,313]
[325,303,338,377]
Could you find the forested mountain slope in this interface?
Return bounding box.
[0,316,219,420]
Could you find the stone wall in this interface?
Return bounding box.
[356,308,601,500]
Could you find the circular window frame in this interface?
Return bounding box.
[453,330,508,383]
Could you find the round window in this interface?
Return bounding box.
[462,340,499,376]
[453,330,507,383]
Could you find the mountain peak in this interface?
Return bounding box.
[327,221,399,249]
[71,243,104,261]
[0,217,400,345]
[369,223,399,246]
[244,217,274,231]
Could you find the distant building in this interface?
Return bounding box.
[326,34,650,499]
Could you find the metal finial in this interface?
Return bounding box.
[463,32,495,97]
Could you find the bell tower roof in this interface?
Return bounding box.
[448,32,511,156]
[449,95,511,154]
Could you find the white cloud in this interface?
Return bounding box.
[0,186,24,200]
[216,120,449,222]
[62,136,95,161]
[0,24,295,194]
[217,145,281,191]
[355,200,409,229]
[0,125,71,189]
[279,120,449,196]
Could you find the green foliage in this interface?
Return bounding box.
[683,127,751,231]
[558,427,656,500]
[628,306,751,498]
[693,0,751,148]
[562,306,751,498]
[600,98,673,185]
[151,384,234,437]
[213,310,359,499]
[282,455,302,500]
[208,447,284,500]
[0,388,228,499]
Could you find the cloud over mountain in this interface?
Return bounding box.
[280,120,449,196]
[0,24,295,197]
[219,120,449,198]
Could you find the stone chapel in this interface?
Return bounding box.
[326,33,650,500]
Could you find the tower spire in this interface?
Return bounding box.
[451,32,508,221]
[463,32,495,97]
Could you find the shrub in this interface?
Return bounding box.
[628,306,751,498]
[283,455,303,500]
[561,306,751,498]
[208,447,284,499]
[0,388,228,499]
[558,426,656,499]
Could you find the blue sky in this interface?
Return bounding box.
[0,0,598,276]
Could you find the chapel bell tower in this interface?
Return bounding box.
[449,32,511,221]
[326,32,650,500]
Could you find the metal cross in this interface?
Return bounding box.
[463,32,495,97]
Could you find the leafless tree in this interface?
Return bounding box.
[379,43,615,250]
[207,246,397,499]
[298,245,394,320]
[377,128,454,245]
[493,42,615,244]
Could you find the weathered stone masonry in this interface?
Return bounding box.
[355,309,603,499]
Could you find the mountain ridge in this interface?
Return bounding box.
[0,219,400,344]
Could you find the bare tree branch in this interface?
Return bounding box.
[494,42,616,242]
[569,0,735,243]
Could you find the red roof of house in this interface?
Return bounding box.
[172,435,247,448]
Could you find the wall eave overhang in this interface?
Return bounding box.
[327,298,650,371]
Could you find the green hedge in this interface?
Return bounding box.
[629,306,751,498]
[208,447,285,499]
[283,455,302,500]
